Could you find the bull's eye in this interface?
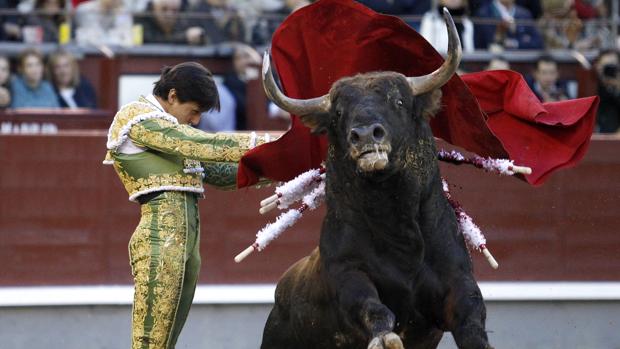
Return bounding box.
[336,110,342,117]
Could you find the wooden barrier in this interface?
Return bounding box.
[0,109,113,131]
[0,132,618,286]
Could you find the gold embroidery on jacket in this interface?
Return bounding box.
[129,119,259,163]
[110,103,156,146]
[108,102,279,201]
[113,160,203,200]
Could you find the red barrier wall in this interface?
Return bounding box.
[0,133,618,285]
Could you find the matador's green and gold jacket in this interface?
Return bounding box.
[103,95,272,202]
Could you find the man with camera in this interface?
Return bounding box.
[595,49,620,134]
[529,55,570,103]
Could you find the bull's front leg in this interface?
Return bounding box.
[327,266,404,349]
[445,276,493,349]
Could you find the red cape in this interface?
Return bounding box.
[237,0,598,188]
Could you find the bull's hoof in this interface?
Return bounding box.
[367,332,404,349]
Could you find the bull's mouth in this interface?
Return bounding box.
[351,144,391,172]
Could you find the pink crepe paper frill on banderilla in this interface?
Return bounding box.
[438,149,532,176]
[442,179,498,269]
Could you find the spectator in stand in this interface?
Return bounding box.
[573,0,606,19]
[357,0,431,30]
[594,49,620,133]
[538,0,584,49]
[20,0,67,43]
[47,49,97,108]
[0,55,12,108]
[474,0,544,50]
[527,55,570,102]
[251,0,308,45]
[470,0,542,18]
[1,0,23,41]
[136,0,206,45]
[420,0,475,54]
[517,0,542,18]
[10,48,60,108]
[538,0,611,50]
[73,0,149,9]
[227,0,282,42]
[574,0,611,49]
[74,0,133,46]
[223,44,261,130]
[188,0,245,43]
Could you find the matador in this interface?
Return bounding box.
[103,62,271,349]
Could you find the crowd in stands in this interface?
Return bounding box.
[0,48,97,109]
[0,0,615,49]
[0,0,618,133]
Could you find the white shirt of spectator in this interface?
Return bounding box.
[420,10,474,54]
[59,88,78,109]
[493,0,516,31]
[75,0,134,47]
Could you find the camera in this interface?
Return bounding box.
[602,64,618,78]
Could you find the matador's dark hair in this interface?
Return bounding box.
[153,62,220,112]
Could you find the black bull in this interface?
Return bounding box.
[260,10,492,349]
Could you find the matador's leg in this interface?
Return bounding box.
[168,193,201,347]
[129,192,196,349]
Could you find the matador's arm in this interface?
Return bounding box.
[128,118,276,189]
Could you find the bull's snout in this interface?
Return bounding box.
[348,123,391,172]
[348,123,387,146]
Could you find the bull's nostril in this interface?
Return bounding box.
[373,126,385,141]
[349,130,360,144]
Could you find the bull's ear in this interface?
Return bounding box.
[420,89,443,120]
[300,112,329,134]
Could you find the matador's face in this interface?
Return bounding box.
[165,89,202,126]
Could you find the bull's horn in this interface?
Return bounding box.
[408,8,462,96]
[262,51,331,116]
